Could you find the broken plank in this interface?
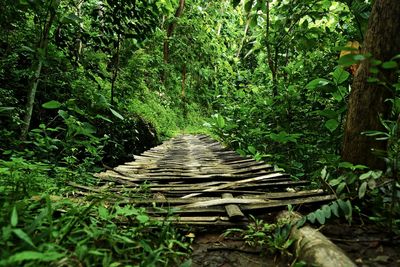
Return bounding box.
[222,193,245,220]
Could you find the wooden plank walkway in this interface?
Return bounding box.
[71,134,334,226]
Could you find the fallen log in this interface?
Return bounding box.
[277,211,356,267]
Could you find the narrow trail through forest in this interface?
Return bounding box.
[83,134,334,225]
[70,134,348,266]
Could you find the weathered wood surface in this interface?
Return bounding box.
[71,134,334,226]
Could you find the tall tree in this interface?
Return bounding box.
[163,0,185,64]
[342,0,400,169]
[20,0,59,140]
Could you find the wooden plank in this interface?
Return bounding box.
[152,216,247,226]
[232,164,273,174]
[181,172,285,198]
[113,189,327,205]
[241,194,336,211]
[98,170,290,183]
[147,195,335,215]
[222,193,245,220]
[177,198,269,209]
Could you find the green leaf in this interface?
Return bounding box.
[12,229,35,248]
[110,108,124,120]
[248,145,256,155]
[332,90,343,101]
[42,100,61,109]
[330,201,339,217]
[115,234,135,244]
[95,114,113,123]
[98,205,109,219]
[329,178,342,187]
[215,114,225,128]
[332,67,350,85]
[325,119,339,132]
[1,251,63,264]
[315,209,326,224]
[338,162,354,169]
[322,205,331,219]
[136,214,149,224]
[338,199,352,221]
[244,0,254,13]
[369,67,379,74]
[58,110,69,119]
[307,213,316,224]
[336,182,346,195]
[371,170,382,179]
[391,54,400,61]
[11,206,18,227]
[321,166,327,180]
[382,61,398,69]
[359,171,372,180]
[250,14,258,27]
[338,162,368,170]
[358,181,368,199]
[305,78,330,90]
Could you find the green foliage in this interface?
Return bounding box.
[0,196,191,266]
[224,215,293,255]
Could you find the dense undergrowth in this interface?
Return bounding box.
[1,0,400,266]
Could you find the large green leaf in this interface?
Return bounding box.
[324,119,339,132]
[12,229,35,248]
[332,67,350,85]
[1,251,63,265]
[110,108,124,120]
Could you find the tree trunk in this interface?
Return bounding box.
[21,60,43,140]
[342,0,400,169]
[163,0,185,64]
[20,7,56,140]
[236,19,250,58]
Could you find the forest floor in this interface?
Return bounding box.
[191,232,281,267]
[189,221,400,267]
[321,222,400,267]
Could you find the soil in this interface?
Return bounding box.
[190,232,284,267]
[320,222,400,267]
[189,222,400,267]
